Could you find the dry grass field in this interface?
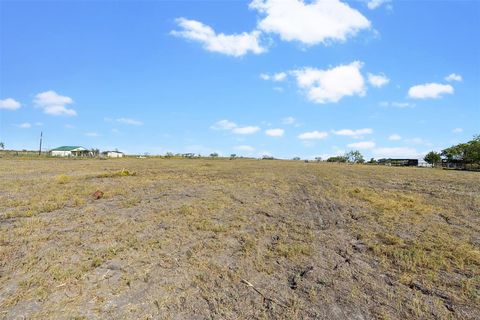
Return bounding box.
[0,157,479,319]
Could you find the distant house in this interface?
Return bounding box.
[441,159,465,170]
[102,151,124,158]
[378,158,419,167]
[418,161,433,168]
[50,146,90,157]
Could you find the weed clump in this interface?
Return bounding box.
[97,168,136,178]
[55,174,72,184]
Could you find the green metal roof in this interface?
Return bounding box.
[51,146,85,151]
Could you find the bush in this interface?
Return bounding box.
[56,174,72,184]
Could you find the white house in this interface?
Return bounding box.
[50,146,90,157]
[103,151,124,158]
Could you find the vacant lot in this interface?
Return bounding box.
[0,158,479,319]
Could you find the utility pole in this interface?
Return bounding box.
[38,131,43,156]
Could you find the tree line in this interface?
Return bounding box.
[424,134,480,166]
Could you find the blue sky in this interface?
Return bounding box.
[1,0,479,159]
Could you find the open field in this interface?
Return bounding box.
[0,158,479,319]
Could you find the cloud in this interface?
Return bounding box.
[250,0,371,45]
[298,130,328,140]
[171,18,266,57]
[232,126,260,134]
[34,91,77,116]
[367,72,389,88]
[265,128,284,137]
[273,86,284,92]
[260,72,287,81]
[0,98,21,110]
[332,128,373,138]
[116,118,143,126]
[388,134,402,141]
[65,124,75,129]
[408,83,454,99]
[347,141,375,149]
[234,145,255,152]
[211,119,238,130]
[211,120,260,134]
[373,147,422,159]
[260,73,270,80]
[291,61,366,104]
[380,101,416,108]
[367,0,391,10]
[445,73,462,82]
[392,102,415,108]
[85,132,100,137]
[17,122,31,129]
[452,128,463,133]
[282,116,296,125]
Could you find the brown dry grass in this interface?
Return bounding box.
[0,158,479,319]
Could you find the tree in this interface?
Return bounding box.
[90,148,100,157]
[0,142,4,150]
[165,152,174,158]
[424,151,441,166]
[210,153,218,158]
[367,158,377,164]
[292,157,301,161]
[442,134,480,164]
[315,157,322,162]
[230,154,237,159]
[327,156,346,163]
[345,150,364,163]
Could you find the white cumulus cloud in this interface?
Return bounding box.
[0,98,21,110]
[34,91,77,116]
[388,134,402,141]
[332,128,373,138]
[298,130,328,140]
[211,119,238,130]
[211,120,260,134]
[452,128,463,133]
[408,83,454,99]
[265,128,284,137]
[261,72,287,82]
[367,0,391,10]
[292,61,366,104]
[367,72,389,88]
[171,18,266,57]
[347,141,375,149]
[232,126,260,135]
[445,73,462,82]
[250,0,371,45]
[85,132,100,137]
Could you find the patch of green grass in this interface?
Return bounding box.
[274,241,313,258]
[97,168,136,178]
[55,174,72,184]
[194,219,229,233]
